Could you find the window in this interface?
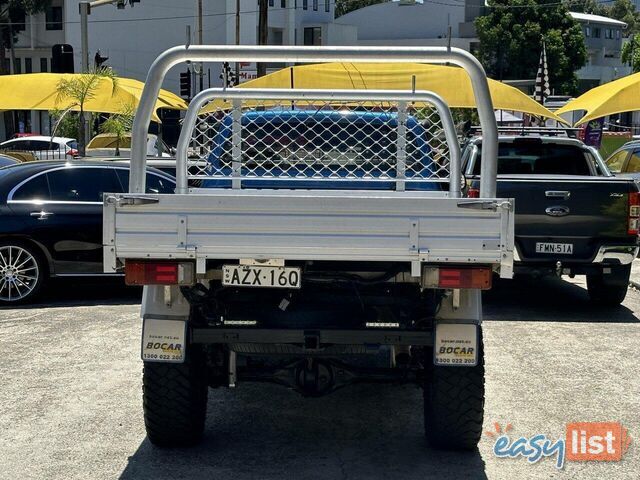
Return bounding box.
[269,0,274,6]
[29,140,57,151]
[281,0,286,7]
[605,28,613,39]
[45,6,63,30]
[325,0,329,12]
[11,10,26,32]
[25,58,32,74]
[626,150,640,173]
[304,27,322,45]
[47,168,122,202]
[13,58,21,74]
[303,0,307,9]
[617,29,621,39]
[12,174,50,201]
[115,170,176,194]
[593,27,601,38]
[605,149,628,173]
[585,26,591,37]
[313,0,318,10]
[145,174,176,194]
[473,143,592,176]
[40,58,47,72]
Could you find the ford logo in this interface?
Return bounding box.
[545,206,570,217]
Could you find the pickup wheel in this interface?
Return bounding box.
[423,328,484,451]
[142,345,208,447]
[587,264,631,306]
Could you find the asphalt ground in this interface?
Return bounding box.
[0,272,639,480]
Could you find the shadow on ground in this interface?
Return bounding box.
[119,383,487,480]
[483,275,639,323]
[6,277,141,309]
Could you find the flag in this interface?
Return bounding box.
[534,41,551,105]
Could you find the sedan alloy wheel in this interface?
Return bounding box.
[0,245,42,303]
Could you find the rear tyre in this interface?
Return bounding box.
[0,240,47,305]
[423,328,485,451]
[142,345,208,447]
[587,264,631,306]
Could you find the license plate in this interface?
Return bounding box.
[535,242,573,255]
[434,323,478,367]
[222,264,301,289]
[141,318,186,363]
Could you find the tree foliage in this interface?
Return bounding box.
[622,36,640,72]
[55,67,119,156]
[334,0,387,18]
[99,104,135,156]
[475,0,587,95]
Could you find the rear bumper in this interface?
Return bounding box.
[513,244,637,276]
[592,245,638,265]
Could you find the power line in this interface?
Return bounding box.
[0,0,622,26]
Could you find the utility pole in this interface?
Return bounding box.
[235,0,240,83]
[78,0,138,153]
[257,0,268,77]
[197,0,203,92]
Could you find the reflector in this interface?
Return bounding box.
[125,261,195,286]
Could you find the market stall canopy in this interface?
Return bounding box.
[555,72,640,126]
[0,73,187,123]
[200,63,565,122]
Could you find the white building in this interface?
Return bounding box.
[3,0,356,140]
[334,0,482,51]
[569,12,631,91]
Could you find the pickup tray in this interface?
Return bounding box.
[104,189,514,277]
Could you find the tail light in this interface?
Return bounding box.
[467,187,480,198]
[422,267,492,290]
[125,260,195,286]
[628,192,640,235]
[66,148,79,157]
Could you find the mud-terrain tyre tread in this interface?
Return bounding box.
[423,329,484,451]
[142,347,208,447]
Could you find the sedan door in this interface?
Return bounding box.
[7,166,125,274]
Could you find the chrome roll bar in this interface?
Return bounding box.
[175,88,461,197]
[130,45,497,197]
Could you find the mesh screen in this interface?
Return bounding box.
[188,99,451,187]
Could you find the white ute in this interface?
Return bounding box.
[103,45,514,450]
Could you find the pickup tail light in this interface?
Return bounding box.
[628,192,640,235]
[125,260,195,286]
[422,267,492,290]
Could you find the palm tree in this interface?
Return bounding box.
[98,104,134,156]
[55,67,118,156]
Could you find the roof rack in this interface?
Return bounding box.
[470,126,581,138]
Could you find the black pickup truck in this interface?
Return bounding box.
[463,136,639,305]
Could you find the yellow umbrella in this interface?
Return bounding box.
[201,63,564,122]
[555,72,640,126]
[0,73,187,122]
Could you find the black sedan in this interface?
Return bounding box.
[0,160,175,304]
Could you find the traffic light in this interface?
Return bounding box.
[180,70,192,99]
[94,50,109,69]
[51,44,74,73]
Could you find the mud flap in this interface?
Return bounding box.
[142,318,187,363]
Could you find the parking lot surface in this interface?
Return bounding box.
[1,275,639,480]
